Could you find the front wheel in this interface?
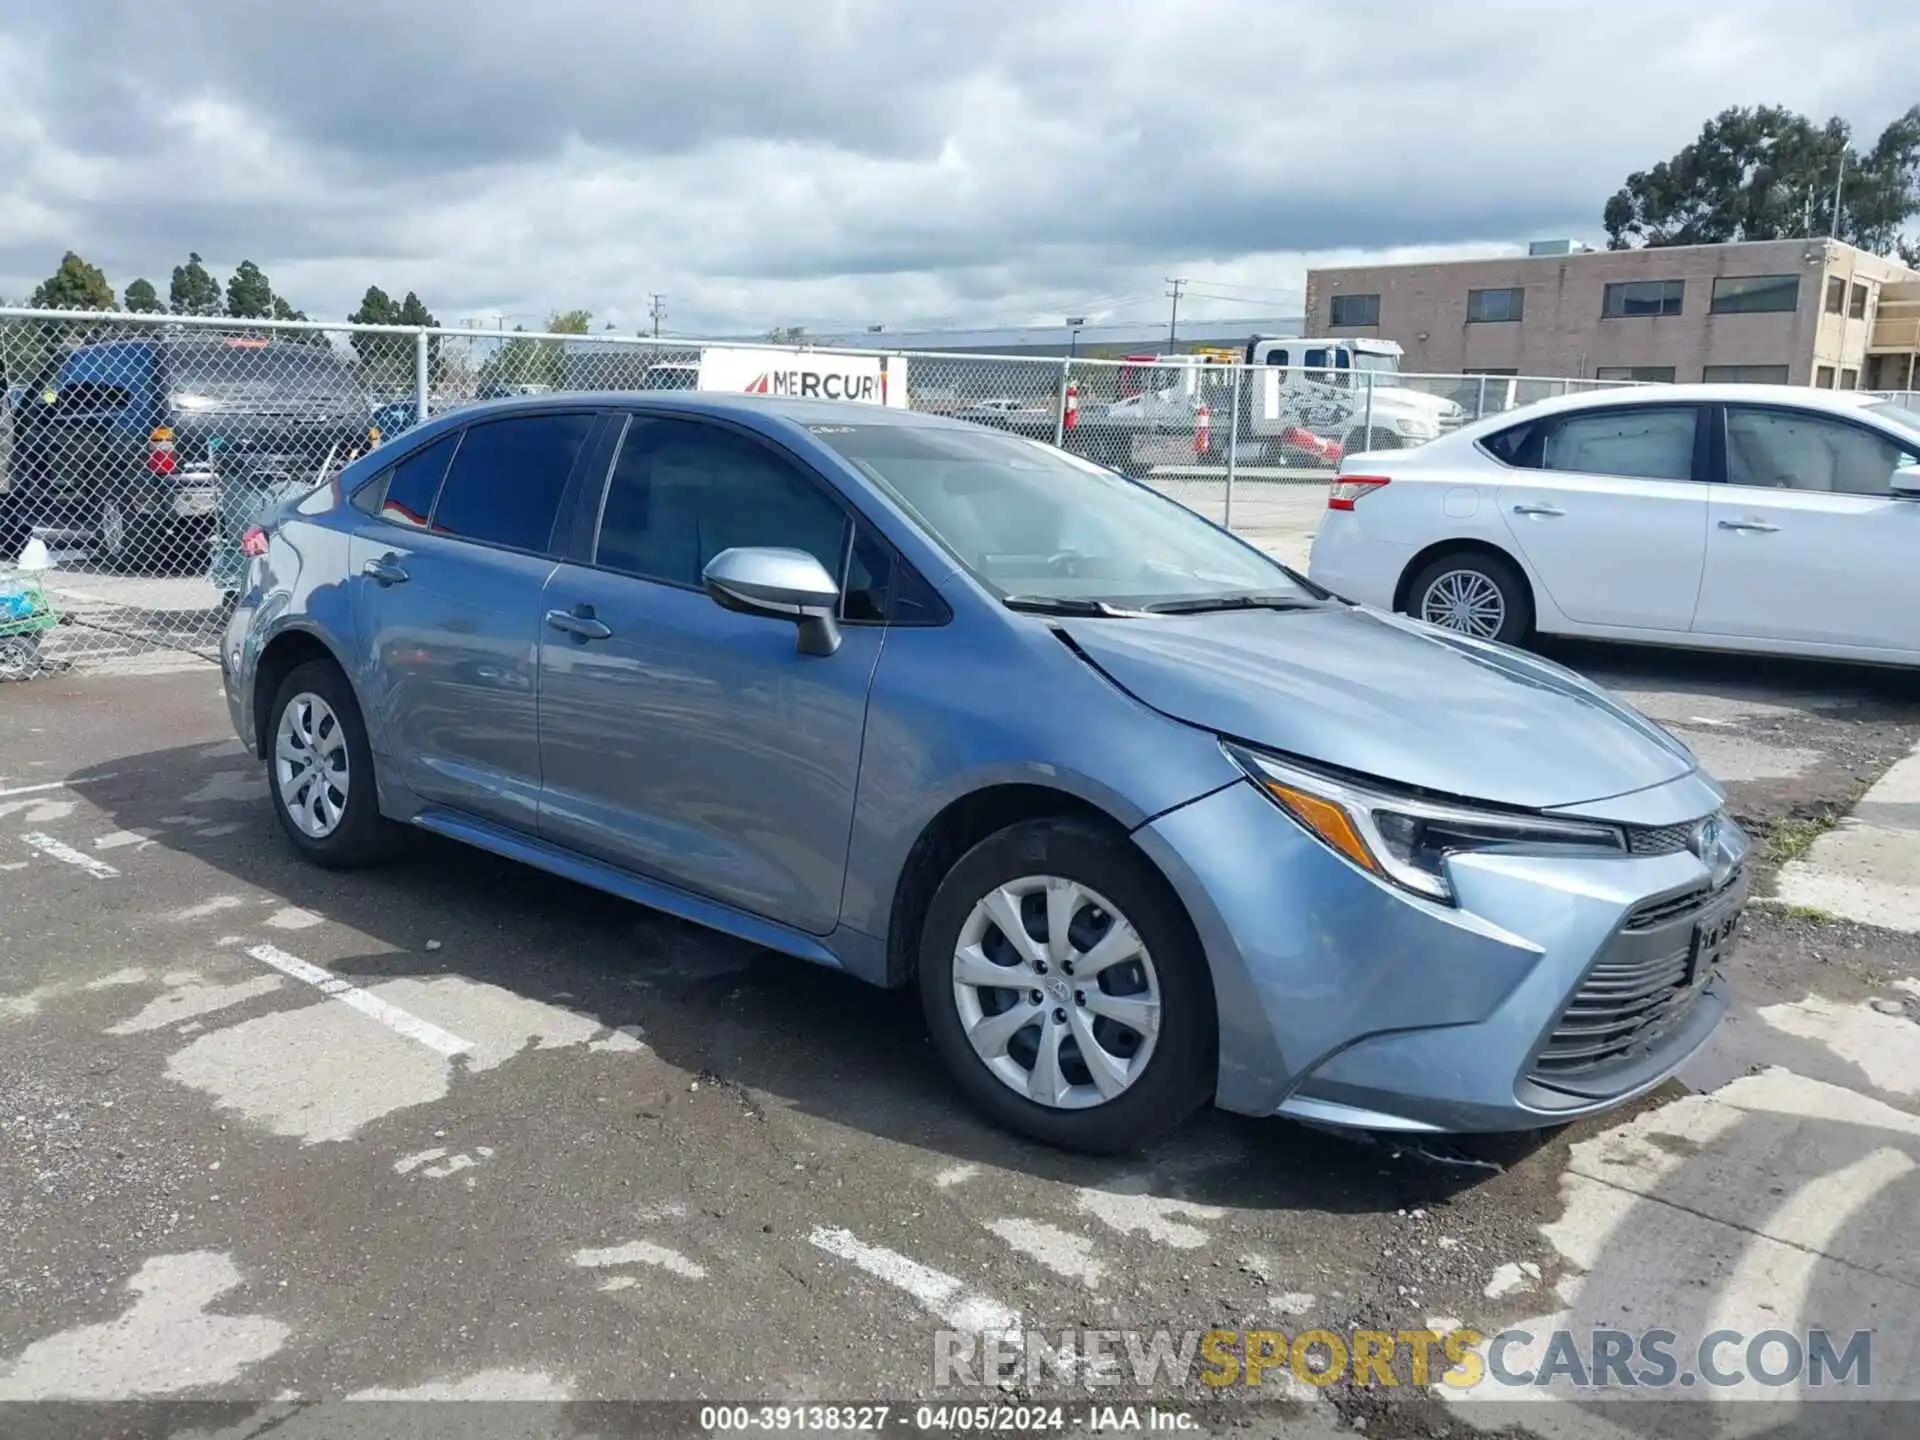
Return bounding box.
[918,820,1215,1153]
[266,659,399,868]
[1403,550,1533,646]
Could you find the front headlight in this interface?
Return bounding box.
[1391,416,1434,437]
[1228,745,1625,903]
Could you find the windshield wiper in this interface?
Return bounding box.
[1001,595,1151,618]
[1143,593,1318,615]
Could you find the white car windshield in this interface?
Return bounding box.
[808,423,1315,611]
[1867,401,1920,445]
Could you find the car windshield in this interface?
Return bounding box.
[808,423,1315,609]
[1354,351,1401,379]
[1868,400,1920,444]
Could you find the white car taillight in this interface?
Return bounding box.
[1328,476,1389,511]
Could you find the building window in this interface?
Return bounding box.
[1840,368,1858,390]
[1466,287,1524,323]
[1709,274,1799,315]
[1602,279,1684,318]
[1594,366,1677,383]
[1849,283,1870,320]
[1825,277,1847,314]
[1702,364,1791,384]
[1816,366,1836,388]
[1328,293,1380,328]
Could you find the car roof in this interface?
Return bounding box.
[427,390,978,432]
[1483,383,1886,423]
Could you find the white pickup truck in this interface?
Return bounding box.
[1078,337,1466,470]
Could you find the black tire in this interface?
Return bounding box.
[1402,549,1534,646]
[1343,426,1404,455]
[0,499,27,562]
[94,491,156,572]
[917,819,1215,1153]
[265,659,400,868]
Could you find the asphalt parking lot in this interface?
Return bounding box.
[4,636,1920,1436]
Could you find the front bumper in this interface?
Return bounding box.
[1134,772,1744,1133]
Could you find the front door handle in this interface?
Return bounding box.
[1717,519,1780,533]
[1511,503,1566,517]
[545,606,613,642]
[362,556,409,586]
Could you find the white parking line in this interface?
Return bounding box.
[23,833,120,880]
[244,944,473,1058]
[809,1226,1021,1340]
[0,777,111,800]
[571,1241,706,1280]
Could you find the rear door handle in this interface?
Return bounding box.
[362,557,409,586]
[1717,519,1780,533]
[545,607,613,642]
[1511,503,1566,517]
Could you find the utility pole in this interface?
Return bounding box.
[1165,278,1186,353]
[648,293,667,338]
[1830,151,1847,241]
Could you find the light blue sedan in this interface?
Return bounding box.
[220,393,1746,1151]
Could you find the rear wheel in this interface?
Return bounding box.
[93,492,161,572]
[1403,550,1533,645]
[918,819,1215,1153]
[267,659,399,868]
[1343,426,1404,455]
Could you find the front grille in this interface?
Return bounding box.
[1530,869,1744,1081]
[1624,820,1696,857]
[1623,871,1738,931]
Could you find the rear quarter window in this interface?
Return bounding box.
[1479,419,1543,467]
[356,431,459,528]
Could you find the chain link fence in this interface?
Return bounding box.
[1,306,1630,679]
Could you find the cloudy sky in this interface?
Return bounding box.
[1,0,1914,337]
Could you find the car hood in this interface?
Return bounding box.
[1058,604,1695,810]
[1371,387,1461,420]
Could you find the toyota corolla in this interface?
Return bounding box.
[222,393,1746,1152]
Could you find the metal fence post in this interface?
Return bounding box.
[1361,370,1374,444]
[414,329,431,422]
[1224,369,1241,533]
[1054,358,1070,448]
[1476,374,1489,421]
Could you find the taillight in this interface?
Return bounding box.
[241,527,270,559]
[1328,476,1390,511]
[147,425,176,476]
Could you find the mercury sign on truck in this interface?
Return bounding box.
[696,347,909,408]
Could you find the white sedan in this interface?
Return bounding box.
[1306,385,1920,665]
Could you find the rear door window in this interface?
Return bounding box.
[53,345,155,413]
[430,413,595,552]
[1540,406,1698,481]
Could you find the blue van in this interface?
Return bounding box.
[6,335,374,577]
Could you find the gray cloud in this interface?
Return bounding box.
[2,0,1914,332]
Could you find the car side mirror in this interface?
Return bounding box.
[702,546,842,657]
[1893,462,1920,500]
